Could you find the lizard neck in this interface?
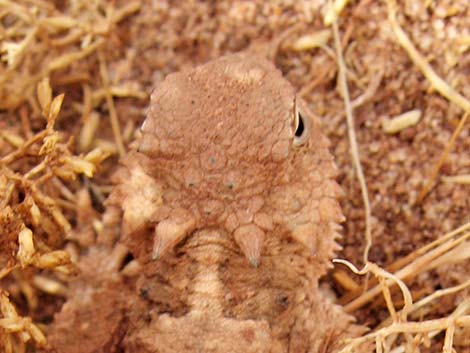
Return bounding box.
[137,226,324,324]
[130,227,333,352]
[186,230,225,316]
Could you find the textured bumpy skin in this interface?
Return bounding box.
[47,53,358,353]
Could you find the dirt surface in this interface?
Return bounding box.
[0,1,469,352]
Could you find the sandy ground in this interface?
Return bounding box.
[0,1,469,352]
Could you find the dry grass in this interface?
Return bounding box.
[335,221,470,352]
[327,0,373,265]
[0,78,108,352]
[331,2,470,351]
[1,1,469,352]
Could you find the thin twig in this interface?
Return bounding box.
[342,229,470,312]
[387,221,470,273]
[441,174,470,184]
[98,50,126,157]
[385,0,470,112]
[417,111,470,203]
[339,316,470,353]
[378,280,470,329]
[330,6,372,264]
[0,130,48,165]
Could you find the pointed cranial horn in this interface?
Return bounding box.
[152,209,197,260]
[233,224,265,267]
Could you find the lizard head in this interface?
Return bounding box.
[46,53,356,353]
[113,53,343,271]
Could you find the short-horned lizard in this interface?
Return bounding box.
[47,53,358,353]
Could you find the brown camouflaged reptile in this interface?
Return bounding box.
[47,53,359,353]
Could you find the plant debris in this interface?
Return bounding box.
[0,1,469,352]
[382,109,422,134]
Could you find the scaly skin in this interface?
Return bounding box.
[47,53,358,353]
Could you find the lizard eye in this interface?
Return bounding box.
[293,100,310,146]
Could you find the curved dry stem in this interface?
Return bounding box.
[417,111,470,203]
[334,260,413,321]
[329,5,372,264]
[342,229,470,312]
[385,0,470,112]
[98,50,126,157]
[336,258,470,353]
